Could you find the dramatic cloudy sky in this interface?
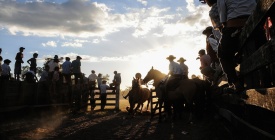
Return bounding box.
[0,0,211,89]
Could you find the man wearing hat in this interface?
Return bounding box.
[14,47,25,81]
[71,56,82,85]
[202,26,219,69]
[99,80,110,110]
[166,55,183,91]
[177,57,188,79]
[62,57,72,85]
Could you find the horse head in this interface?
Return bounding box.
[143,67,155,84]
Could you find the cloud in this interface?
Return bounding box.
[61,42,82,48]
[42,41,57,47]
[137,0,147,6]
[0,0,127,37]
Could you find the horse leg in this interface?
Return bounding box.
[134,103,141,113]
[146,98,151,111]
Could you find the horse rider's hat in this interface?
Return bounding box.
[177,57,186,62]
[166,55,176,60]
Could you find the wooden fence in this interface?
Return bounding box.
[239,0,275,112]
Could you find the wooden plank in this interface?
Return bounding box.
[95,103,116,106]
[244,87,275,112]
[94,98,116,100]
[240,39,275,75]
[218,107,275,139]
[239,0,275,48]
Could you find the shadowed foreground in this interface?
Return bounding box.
[0,106,243,140]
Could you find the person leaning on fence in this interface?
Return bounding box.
[1,59,12,81]
[71,56,82,85]
[100,80,110,110]
[52,66,60,100]
[62,57,72,85]
[88,70,97,91]
[217,0,256,93]
[27,53,38,74]
[177,57,189,79]
[48,55,60,80]
[197,49,215,81]
[15,47,25,81]
[23,69,38,83]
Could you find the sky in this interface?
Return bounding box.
[0,0,211,90]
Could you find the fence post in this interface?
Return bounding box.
[115,86,120,110]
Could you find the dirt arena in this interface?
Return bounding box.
[0,100,243,140]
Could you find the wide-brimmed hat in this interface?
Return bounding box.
[76,56,82,59]
[177,57,186,62]
[4,59,11,63]
[166,55,176,60]
[202,26,213,35]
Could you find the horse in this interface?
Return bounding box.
[143,67,208,122]
[126,77,151,115]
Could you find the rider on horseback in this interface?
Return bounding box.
[123,73,144,99]
[166,55,183,91]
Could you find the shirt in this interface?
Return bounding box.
[27,58,37,68]
[15,52,23,63]
[1,63,11,75]
[200,54,211,69]
[88,73,98,81]
[113,73,121,84]
[48,60,59,72]
[52,71,59,82]
[39,70,49,82]
[209,3,222,29]
[100,84,110,94]
[71,59,81,73]
[217,0,256,23]
[62,60,72,74]
[169,61,183,75]
[179,63,188,76]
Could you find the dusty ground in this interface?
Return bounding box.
[0,100,243,140]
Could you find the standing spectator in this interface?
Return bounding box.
[1,59,11,101]
[48,55,60,80]
[0,48,2,77]
[166,55,183,91]
[100,80,110,110]
[2,59,12,81]
[88,70,97,90]
[27,53,38,74]
[113,71,121,110]
[97,73,103,89]
[39,65,50,82]
[71,56,82,85]
[52,66,60,101]
[62,57,72,85]
[177,57,189,79]
[14,47,25,81]
[217,0,256,92]
[202,0,222,40]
